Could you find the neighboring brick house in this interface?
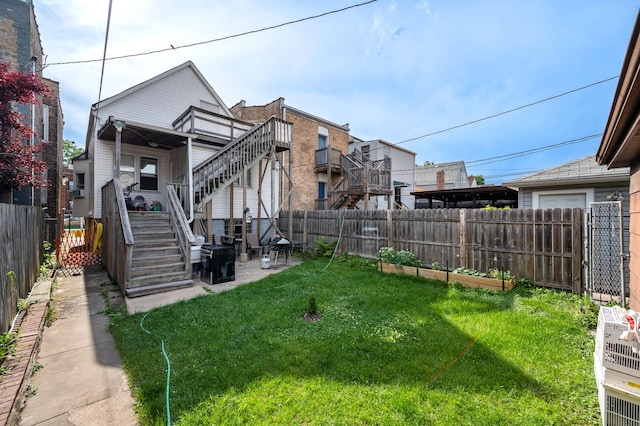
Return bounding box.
[0,0,63,214]
[231,98,351,210]
[597,11,640,310]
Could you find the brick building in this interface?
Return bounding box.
[231,98,351,210]
[0,0,64,218]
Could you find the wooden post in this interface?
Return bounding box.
[303,210,308,247]
[459,209,467,267]
[387,209,393,248]
[240,166,248,262]
[572,208,583,295]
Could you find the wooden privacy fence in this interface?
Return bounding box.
[280,208,584,293]
[0,204,44,334]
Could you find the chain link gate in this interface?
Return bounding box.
[587,201,626,306]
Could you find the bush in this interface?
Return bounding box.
[376,247,421,267]
[315,237,337,258]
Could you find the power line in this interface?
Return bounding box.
[465,134,602,167]
[43,0,378,67]
[387,132,601,176]
[392,76,618,146]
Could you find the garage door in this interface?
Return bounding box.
[538,193,586,209]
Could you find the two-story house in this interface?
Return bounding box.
[73,61,291,296]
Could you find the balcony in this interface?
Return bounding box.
[314,147,344,174]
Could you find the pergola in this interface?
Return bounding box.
[411,185,518,209]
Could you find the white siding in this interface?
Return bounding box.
[96,67,230,128]
[93,139,172,218]
[210,158,277,220]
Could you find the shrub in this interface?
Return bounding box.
[431,261,442,271]
[315,237,337,258]
[376,247,421,267]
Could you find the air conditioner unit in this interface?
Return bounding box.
[72,189,85,197]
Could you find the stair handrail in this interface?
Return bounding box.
[167,185,195,269]
[101,178,134,292]
[192,116,291,206]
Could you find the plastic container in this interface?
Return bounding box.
[261,255,271,269]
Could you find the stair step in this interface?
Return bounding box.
[133,239,179,249]
[132,253,183,267]
[131,226,174,235]
[131,262,186,278]
[133,246,181,257]
[128,270,192,287]
[126,279,194,298]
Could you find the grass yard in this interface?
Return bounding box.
[110,256,600,425]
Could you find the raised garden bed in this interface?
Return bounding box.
[378,263,515,291]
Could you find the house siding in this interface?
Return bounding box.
[96,67,225,128]
[629,163,640,310]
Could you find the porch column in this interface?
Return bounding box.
[113,120,126,179]
[240,166,249,263]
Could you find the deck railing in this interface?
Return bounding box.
[192,116,291,207]
[101,178,134,293]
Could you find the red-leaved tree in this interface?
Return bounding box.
[0,62,51,192]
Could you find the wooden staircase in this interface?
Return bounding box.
[126,211,194,297]
[328,150,392,210]
[192,116,291,209]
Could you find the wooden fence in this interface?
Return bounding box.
[0,203,44,334]
[280,208,584,293]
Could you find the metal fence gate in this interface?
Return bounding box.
[588,201,626,306]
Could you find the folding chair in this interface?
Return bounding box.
[246,233,263,260]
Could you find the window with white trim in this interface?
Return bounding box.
[140,157,158,190]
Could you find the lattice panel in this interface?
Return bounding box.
[590,201,624,297]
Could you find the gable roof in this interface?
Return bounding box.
[93,61,232,116]
[414,161,468,188]
[504,155,629,188]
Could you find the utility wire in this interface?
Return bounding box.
[93,0,113,128]
[391,76,618,146]
[43,0,377,67]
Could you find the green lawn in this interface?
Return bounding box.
[110,257,600,425]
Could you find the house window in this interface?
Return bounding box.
[318,181,326,200]
[140,157,158,190]
[42,105,49,142]
[362,145,370,160]
[383,146,390,158]
[119,154,135,188]
[76,173,85,190]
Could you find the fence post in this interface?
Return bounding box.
[338,210,345,255]
[303,210,308,248]
[572,208,583,295]
[459,209,467,267]
[387,209,393,248]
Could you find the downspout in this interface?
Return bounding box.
[187,136,194,223]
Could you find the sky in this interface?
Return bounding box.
[33,0,640,184]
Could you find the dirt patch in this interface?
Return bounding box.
[303,312,323,322]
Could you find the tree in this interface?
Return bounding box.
[0,63,50,192]
[63,140,84,168]
[475,175,485,185]
[417,160,435,167]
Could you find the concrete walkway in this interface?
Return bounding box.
[11,256,301,425]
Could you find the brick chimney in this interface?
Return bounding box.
[436,169,445,190]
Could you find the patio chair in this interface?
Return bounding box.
[246,233,264,260]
